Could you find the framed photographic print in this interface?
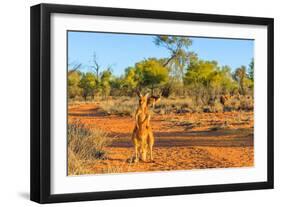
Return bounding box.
[30,3,274,203]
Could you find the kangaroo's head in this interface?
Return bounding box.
[137,90,161,110]
[137,91,149,110]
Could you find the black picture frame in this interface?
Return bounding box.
[30,3,274,204]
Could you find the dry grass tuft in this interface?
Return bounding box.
[223,96,253,112]
[98,97,137,116]
[154,97,194,114]
[67,119,112,175]
[239,96,254,111]
[68,148,92,175]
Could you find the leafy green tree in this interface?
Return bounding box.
[184,60,218,86]
[79,72,96,101]
[68,71,82,99]
[154,35,192,80]
[208,65,237,95]
[248,58,254,81]
[123,67,139,92]
[220,66,238,93]
[100,69,112,98]
[110,76,124,96]
[135,59,169,93]
[233,66,248,95]
[184,60,237,104]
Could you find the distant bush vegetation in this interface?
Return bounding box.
[94,95,253,116]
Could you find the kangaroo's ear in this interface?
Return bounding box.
[136,90,142,97]
[144,93,149,99]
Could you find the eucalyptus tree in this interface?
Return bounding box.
[233,65,248,95]
[154,35,193,80]
[248,58,254,81]
[154,35,194,97]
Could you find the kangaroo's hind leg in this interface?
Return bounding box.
[140,140,148,162]
[147,128,155,162]
[131,127,139,162]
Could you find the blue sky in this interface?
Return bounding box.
[68,31,254,76]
